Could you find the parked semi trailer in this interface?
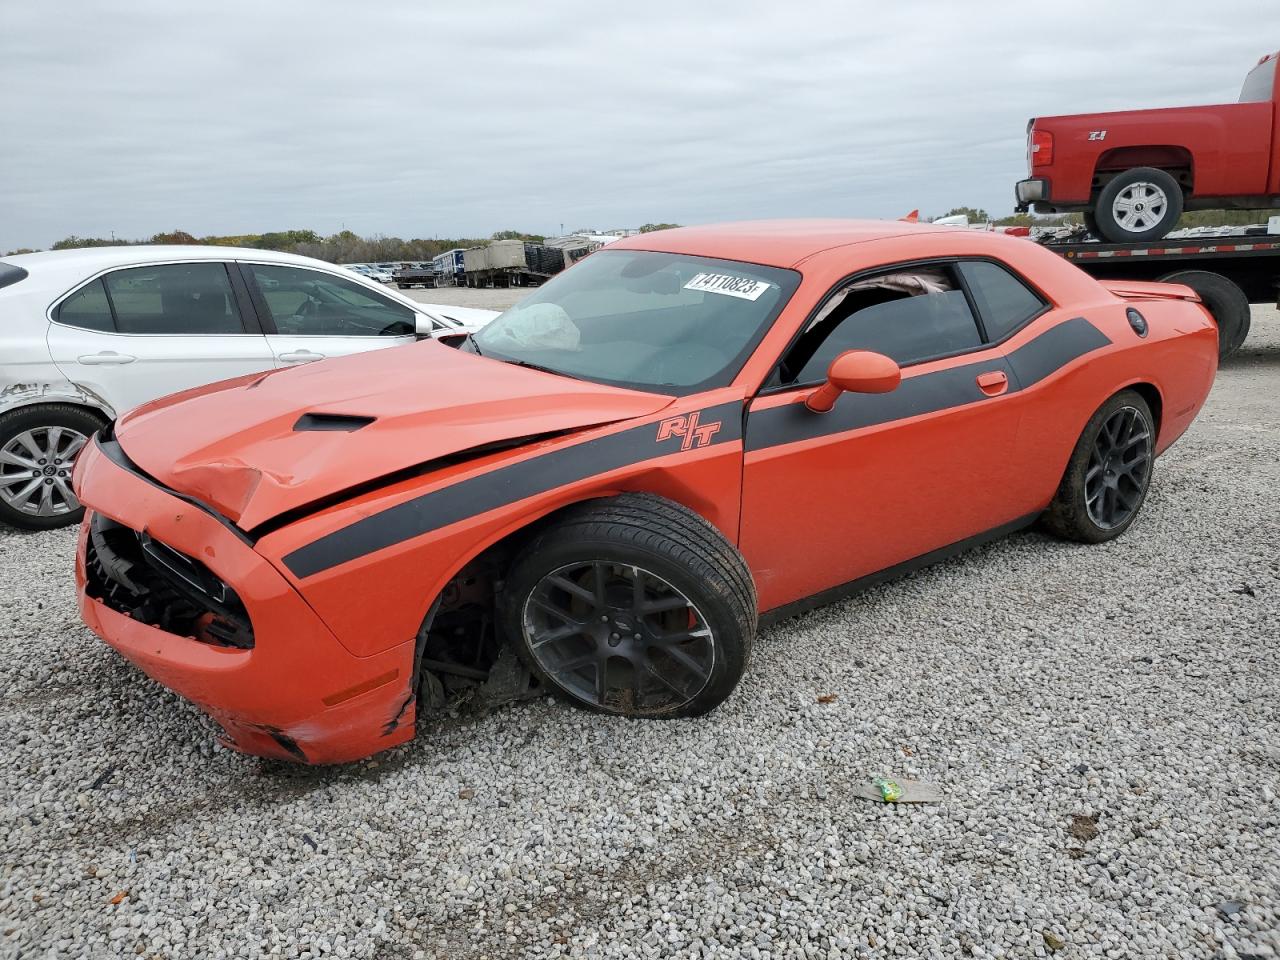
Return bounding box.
[462,236,602,287]
[432,248,465,286]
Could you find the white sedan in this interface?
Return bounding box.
[0,246,496,529]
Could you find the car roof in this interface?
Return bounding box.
[0,245,378,297]
[606,219,959,269]
[0,245,439,312]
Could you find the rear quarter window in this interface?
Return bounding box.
[0,262,29,291]
[956,261,1047,341]
[1240,57,1277,103]
[56,278,115,332]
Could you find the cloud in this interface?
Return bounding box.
[1,0,1275,249]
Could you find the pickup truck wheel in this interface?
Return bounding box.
[1041,390,1154,544]
[0,404,107,531]
[1095,167,1183,243]
[1156,269,1250,359]
[502,494,756,718]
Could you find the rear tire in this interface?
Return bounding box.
[0,404,107,531]
[501,494,756,718]
[1041,391,1155,544]
[1156,269,1250,360]
[1094,167,1183,243]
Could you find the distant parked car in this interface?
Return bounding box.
[0,246,496,530]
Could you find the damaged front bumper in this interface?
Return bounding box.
[73,437,417,764]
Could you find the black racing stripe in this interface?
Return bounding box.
[1007,315,1111,387]
[746,316,1110,453]
[745,357,1012,451]
[281,401,743,579]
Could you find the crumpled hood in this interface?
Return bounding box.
[114,341,674,531]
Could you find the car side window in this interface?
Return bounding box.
[56,278,115,332]
[779,265,982,385]
[957,260,1046,342]
[101,263,245,335]
[247,263,415,337]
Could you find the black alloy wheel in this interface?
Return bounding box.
[1084,405,1152,530]
[522,560,715,714]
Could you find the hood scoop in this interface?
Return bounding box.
[293,413,376,433]
[113,341,676,532]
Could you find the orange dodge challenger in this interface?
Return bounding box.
[72,220,1218,763]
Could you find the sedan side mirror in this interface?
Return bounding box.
[805,350,901,413]
[414,312,438,339]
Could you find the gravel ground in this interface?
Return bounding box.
[403,285,525,312]
[1,307,1277,960]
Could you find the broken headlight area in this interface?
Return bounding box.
[85,512,254,649]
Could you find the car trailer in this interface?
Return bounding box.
[1039,231,1280,359]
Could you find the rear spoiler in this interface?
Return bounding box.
[1100,279,1200,302]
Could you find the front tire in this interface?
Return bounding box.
[1094,167,1183,243]
[1042,391,1155,544]
[502,494,756,718]
[0,404,107,531]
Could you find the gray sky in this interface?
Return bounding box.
[2,0,1276,250]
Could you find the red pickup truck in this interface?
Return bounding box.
[1016,51,1280,242]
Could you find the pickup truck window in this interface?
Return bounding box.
[1240,58,1276,103]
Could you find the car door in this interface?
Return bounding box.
[237,262,418,368]
[45,261,276,416]
[739,258,1043,614]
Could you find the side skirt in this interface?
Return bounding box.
[758,512,1042,628]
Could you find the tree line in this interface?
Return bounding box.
[5,228,567,262]
[3,223,688,260]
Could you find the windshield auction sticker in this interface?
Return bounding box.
[684,272,772,301]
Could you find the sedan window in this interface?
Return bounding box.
[56,278,115,332]
[246,264,415,337]
[102,263,245,335]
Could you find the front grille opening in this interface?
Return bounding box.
[85,514,254,649]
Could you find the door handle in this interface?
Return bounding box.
[77,351,136,365]
[279,350,325,363]
[976,370,1009,396]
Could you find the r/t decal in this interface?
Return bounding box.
[656,411,722,451]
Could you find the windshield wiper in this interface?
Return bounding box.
[461,332,483,356]
[501,358,571,377]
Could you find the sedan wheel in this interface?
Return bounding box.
[0,426,87,518]
[0,404,106,530]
